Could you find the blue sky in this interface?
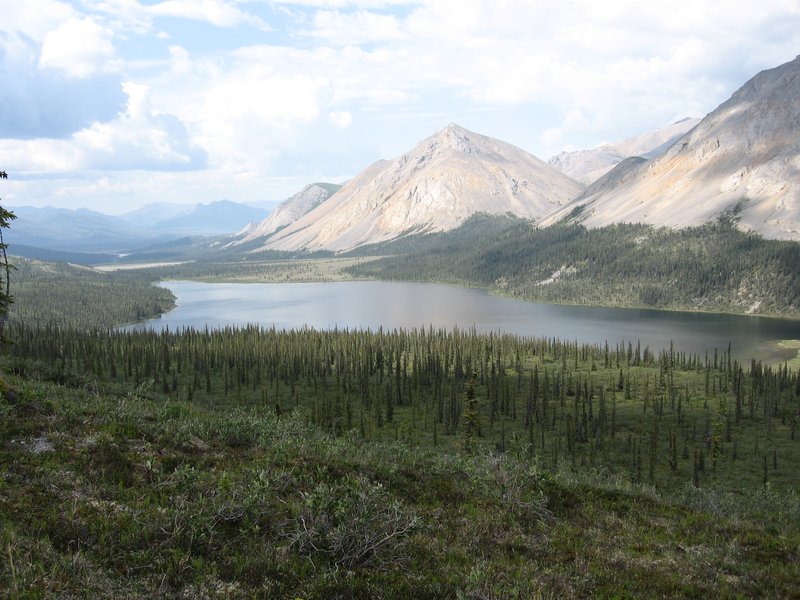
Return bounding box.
[1,0,799,214]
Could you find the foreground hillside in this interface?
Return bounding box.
[348,214,800,318]
[2,319,799,597]
[2,370,798,598]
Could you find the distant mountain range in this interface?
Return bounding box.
[6,200,271,255]
[237,55,800,251]
[547,117,700,184]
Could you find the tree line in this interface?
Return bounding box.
[346,214,800,317]
[9,322,799,492]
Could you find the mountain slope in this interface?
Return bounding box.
[547,118,700,184]
[542,56,800,239]
[261,124,584,252]
[346,216,800,318]
[6,206,154,252]
[235,183,341,243]
[148,200,269,236]
[119,202,194,225]
[7,200,270,257]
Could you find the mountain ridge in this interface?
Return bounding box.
[6,200,270,254]
[234,183,341,244]
[541,55,800,238]
[258,124,584,252]
[547,118,700,185]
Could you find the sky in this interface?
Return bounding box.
[0,0,799,215]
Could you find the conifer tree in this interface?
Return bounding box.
[0,171,15,344]
[462,374,481,453]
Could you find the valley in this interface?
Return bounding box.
[4,308,800,597]
[3,53,800,599]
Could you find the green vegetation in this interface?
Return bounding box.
[2,323,799,597]
[0,171,14,343]
[4,209,800,596]
[10,257,175,329]
[778,340,800,371]
[132,256,377,284]
[346,214,800,318]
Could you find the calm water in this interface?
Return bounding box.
[127,280,800,363]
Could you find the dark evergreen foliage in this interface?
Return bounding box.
[8,321,799,492]
[347,215,800,316]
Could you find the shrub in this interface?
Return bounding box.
[286,475,418,570]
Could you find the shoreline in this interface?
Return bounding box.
[137,278,800,368]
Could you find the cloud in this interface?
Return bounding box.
[329,111,353,128]
[0,31,127,139]
[0,1,77,41]
[0,82,207,172]
[104,0,800,177]
[91,0,270,31]
[144,45,339,174]
[39,17,119,79]
[271,0,414,7]
[3,0,800,213]
[308,9,405,44]
[148,0,270,29]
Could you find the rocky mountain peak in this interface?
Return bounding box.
[540,55,800,239]
[727,55,800,105]
[547,118,700,185]
[408,122,488,159]
[258,125,584,252]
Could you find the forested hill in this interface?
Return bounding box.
[345,214,800,318]
[10,258,175,329]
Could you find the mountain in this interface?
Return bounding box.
[5,205,153,252]
[259,124,584,252]
[119,202,195,225]
[6,200,270,257]
[547,118,700,184]
[541,55,800,239]
[146,200,269,236]
[234,183,341,244]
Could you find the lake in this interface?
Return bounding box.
[127,280,800,363]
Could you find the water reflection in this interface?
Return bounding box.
[125,280,800,363]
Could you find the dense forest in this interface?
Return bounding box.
[9,258,175,329]
[346,214,800,317]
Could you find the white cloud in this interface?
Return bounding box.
[0,1,77,41]
[39,17,118,79]
[329,111,353,128]
[271,0,414,7]
[148,0,270,29]
[90,0,269,34]
[142,45,343,174]
[0,82,206,172]
[0,30,127,138]
[308,9,405,44]
[193,66,332,171]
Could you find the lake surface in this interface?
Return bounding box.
[127,280,800,363]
